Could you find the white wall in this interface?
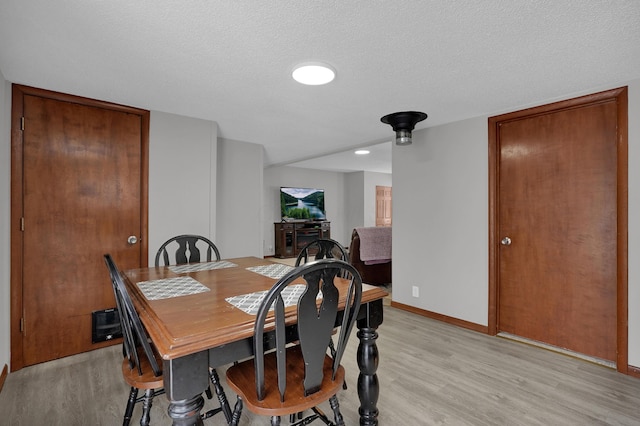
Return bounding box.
[216,139,264,258]
[0,72,10,371]
[263,166,348,253]
[393,117,489,324]
[343,171,393,235]
[148,111,218,265]
[393,79,640,368]
[344,172,365,242]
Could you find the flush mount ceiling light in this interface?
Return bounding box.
[292,62,336,85]
[380,111,428,146]
[355,150,370,155]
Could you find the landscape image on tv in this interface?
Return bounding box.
[280,187,326,220]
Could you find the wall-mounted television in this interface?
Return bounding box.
[280,187,326,221]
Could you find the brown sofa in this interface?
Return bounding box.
[348,228,391,286]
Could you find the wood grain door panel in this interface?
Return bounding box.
[490,88,627,367]
[375,186,392,227]
[498,102,617,361]
[11,85,149,369]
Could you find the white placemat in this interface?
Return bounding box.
[168,260,237,274]
[246,263,295,279]
[137,276,210,301]
[225,284,321,315]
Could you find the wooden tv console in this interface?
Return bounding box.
[274,221,330,258]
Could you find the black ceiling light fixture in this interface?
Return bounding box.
[380,111,428,146]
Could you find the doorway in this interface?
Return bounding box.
[375,185,392,227]
[488,87,628,372]
[10,85,149,370]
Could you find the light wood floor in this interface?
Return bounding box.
[1,306,640,425]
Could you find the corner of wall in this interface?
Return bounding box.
[209,121,218,241]
[0,73,11,370]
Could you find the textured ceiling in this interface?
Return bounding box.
[1,1,639,172]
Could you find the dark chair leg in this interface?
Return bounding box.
[329,339,337,359]
[310,407,330,425]
[271,415,281,426]
[123,387,138,426]
[230,397,243,426]
[209,367,233,423]
[329,395,344,426]
[290,411,304,422]
[140,389,154,426]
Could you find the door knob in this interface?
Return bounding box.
[127,235,139,245]
[501,236,512,246]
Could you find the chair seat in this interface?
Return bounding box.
[226,345,345,417]
[121,347,164,390]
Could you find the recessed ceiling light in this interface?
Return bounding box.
[292,63,336,85]
[355,150,370,155]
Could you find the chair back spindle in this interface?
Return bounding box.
[155,234,221,267]
[295,238,348,267]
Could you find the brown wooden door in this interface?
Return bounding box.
[490,88,627,365]
[11,85,149,369]
[375,186,392,227]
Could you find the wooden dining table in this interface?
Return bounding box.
[122,256,388,426]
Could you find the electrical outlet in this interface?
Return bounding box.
[412,286,419,298]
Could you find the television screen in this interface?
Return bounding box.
[280,187,326,220]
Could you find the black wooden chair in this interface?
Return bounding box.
[296,238,350,382]
[225,259,362,426]
[295,238,348,267]
[153,235,232,422]
[104,254,165,426]
[105,254,232,425]
[154,234,221,267]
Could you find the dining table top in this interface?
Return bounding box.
[122,256,388,361]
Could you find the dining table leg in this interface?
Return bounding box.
[356,299,384,426]
[167,396,205,426]
[164,352,209,425]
